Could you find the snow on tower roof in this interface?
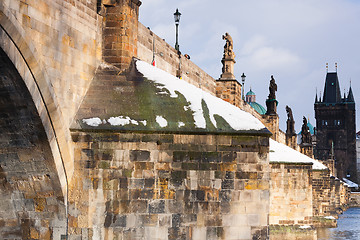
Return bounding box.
[269,139,327,170]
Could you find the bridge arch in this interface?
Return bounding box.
[0,8,73,196]
[0,7,73,238]
[0,46,67,238]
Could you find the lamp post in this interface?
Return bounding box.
[241,73,246,100]
[174,9,182,78]
[174,9,181,52]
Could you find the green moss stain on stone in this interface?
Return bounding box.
[135,78,197,130]
[123,169,133,177]
[99,161,110,169]
[201,99,216,131]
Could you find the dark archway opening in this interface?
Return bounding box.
[0,47,66,239]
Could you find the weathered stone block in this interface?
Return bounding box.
[171,214,182,227]
[173,151,189,162]
[144,227,168,240]
[130,150,150,161]
[223,214,247,227]
[148,200,165,214]
[221,179,234,189]
[140,214,158,227]
[192,227,206,239]
[224,226,251,240]
[113,215,127,227]
[168,227,187,240]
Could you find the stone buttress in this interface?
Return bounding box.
[68,58,272,239]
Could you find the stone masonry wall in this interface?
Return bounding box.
[69,131,270,239]
[311,170,341,228]
[262,115,280,142]
[328,178,346,216]
[102,0,141,71]
[215,80,242,107]
[137,23,216,95]
[0,0,102,127]
[311,174,350,228]
[269,163,313,226]
[311,172,351,228]
[311,170,332,218]
[350,192,360,207]
[339,182,350,210]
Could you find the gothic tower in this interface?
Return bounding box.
[314,71,357,182]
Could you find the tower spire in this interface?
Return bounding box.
[347,85,355,103]
[323,70,342,103]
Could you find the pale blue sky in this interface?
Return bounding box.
[140,0,360,131]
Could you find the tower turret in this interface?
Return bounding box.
[347,86,355,103]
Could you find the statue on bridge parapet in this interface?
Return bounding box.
[286,105,296,136]
[268,75,277,100]
[285,105,297,149]
[300,116,314,157]
[301,117,312,145]
[222,33,234,59]
[265,75,278,115]
[220,33,236,80]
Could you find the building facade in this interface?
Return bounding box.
[314,72,357,182]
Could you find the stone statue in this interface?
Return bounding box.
[220,33,236,80]
[286,105,295,135]
[222,32,234,58]
[301,116,312,144]
[268,75,277,100]
[286,106,293,121]
[265,75,278,115]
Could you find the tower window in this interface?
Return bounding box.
[333,120,341,126]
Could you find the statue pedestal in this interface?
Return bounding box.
[300,143,313,158]
[286,134,297,149]
[220,57,236,80]
[265,99,278,116]
[219,73,236,80]
[262,114,279,141]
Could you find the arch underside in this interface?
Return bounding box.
[0,7,73,197]
[0,47,66,239]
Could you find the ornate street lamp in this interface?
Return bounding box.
[241,73,246,100]
[174,8,181,51]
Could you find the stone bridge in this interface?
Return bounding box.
[0,0,350,239]
[0,0,103,238]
